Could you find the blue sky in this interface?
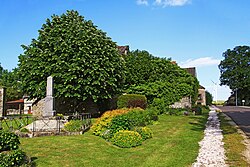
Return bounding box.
[1,0,250,100]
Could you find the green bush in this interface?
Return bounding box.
[168,108,189,116]
[192,106,202,115]
[63,120,85,132]
[111,130,143,148]
[145,108,159,121]
[109,114,131,135]
[0,149,28,167]
[0,131,29,166]
[91,108,132,136]
[109,108,156,137]
[0,131,20,151]
[117,94,147,109]
[151,98,170,115]
[92,108,157,147]
[133,127,153,140]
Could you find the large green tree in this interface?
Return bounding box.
[18,10,125,102]
[219,46,250,103]
[123,50,199,106]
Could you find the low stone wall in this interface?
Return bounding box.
[170,97,191,109]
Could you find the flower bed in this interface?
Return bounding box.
[91,108,157,148]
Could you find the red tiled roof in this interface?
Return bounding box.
[171,61,177,65]
[6,99,24,104]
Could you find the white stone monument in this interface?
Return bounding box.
[43,76,55,117]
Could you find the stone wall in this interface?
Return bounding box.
[197,88,206,106]
[32,99,45,117]
[0,88,6,117]
[170,96,192,109]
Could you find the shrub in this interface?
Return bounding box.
[109,114,131,135]
[0,149,28,167]
[0,131,20,151]
[192,106,202,115]
[133,127,153,140]
[146,108,159,121]
[168,108,189,116]
[91,108,132,136]
[0,131,29,166]
[92,107,158,141]
[117,94,147,109]
[109,108,154,137]
[111,130,143,148]
[151,98,168,115]
[63,120,85,132]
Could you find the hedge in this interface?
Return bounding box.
[117,94,147,109]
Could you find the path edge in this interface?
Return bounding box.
[220,112,250,164]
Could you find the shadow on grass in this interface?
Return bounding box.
[188,114,208,132]
[219,113,238,135]
[29,157,38,167]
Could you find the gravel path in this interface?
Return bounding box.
[192,110,228,167]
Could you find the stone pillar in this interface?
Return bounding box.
[43,76,55,117]
[0,87,6,117]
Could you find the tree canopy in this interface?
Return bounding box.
[219,46,250,103]
[0,65,22,101]
[205,91,213,106]
[123,50,199,106]
[219,46,250,90]
[18,10,125,102]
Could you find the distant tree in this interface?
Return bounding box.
[0,63,3,78]
[219,46,250,103]
[205,91,213,105]
[0,67,23,101]
[18,10,125,103]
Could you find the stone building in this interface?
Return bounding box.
[184,67,206,106]
[117,45,129,55]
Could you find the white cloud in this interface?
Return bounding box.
[136,0,191,7]
[155,0,191,7]
[137,0,149,6]
[180,57,221,68]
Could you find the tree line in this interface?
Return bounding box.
[1,10,215,109]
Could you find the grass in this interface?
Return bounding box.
[212,100,225,105]
[20,112,208,167]
[219,113,249,167]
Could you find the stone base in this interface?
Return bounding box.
[42,110,56,117]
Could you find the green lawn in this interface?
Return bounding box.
[21,113,208,167]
